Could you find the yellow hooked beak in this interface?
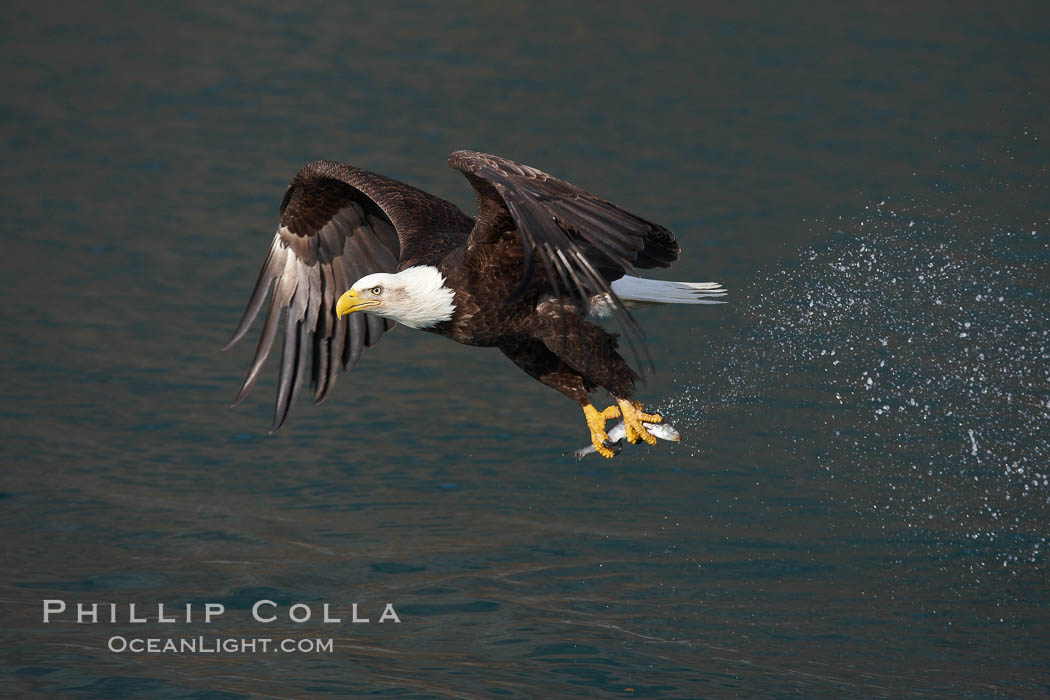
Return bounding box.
[336,289,379,318]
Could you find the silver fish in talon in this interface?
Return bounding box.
[572,420,681,461]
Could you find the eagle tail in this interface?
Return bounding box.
[589,276,727,315]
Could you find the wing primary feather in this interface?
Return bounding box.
[340,256,366,369]
[614,309,653,376]
[304,241,322,318]
[556,212,637,268]
[553,247,595,377]
[303,259,322,355]
[313,336,329,402]
[272,264,310,431]
[539,242,572,359]
[365,308,386,347]
[344,311,366,369]
[232,248,298,406]
[322,255,350,400]
[323,314,346,399]
[224,235,284,351]
[289,308,311,421]
[503,191,549,302]
[231,287,281,407]
[300,260,322,399]
[312,261,334,402]
[509,189,555,290]
[574,249,652,373]
[272,314,301,432]
[556,199,642,248]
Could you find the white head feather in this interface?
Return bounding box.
[349,265,456,329]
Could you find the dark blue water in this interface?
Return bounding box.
[3,2,1048,697]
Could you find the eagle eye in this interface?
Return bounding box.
[370,286,383,296]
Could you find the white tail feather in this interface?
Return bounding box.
[588,276,727,317]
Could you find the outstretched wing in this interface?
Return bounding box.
[225,160,471,431]
[448,150,680,367]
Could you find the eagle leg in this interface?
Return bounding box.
[582,404,622,459]
[614,398,663,445]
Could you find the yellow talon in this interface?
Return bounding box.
[582,403,620,459]
[615,398,662,445]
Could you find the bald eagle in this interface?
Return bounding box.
[226,151,725,458]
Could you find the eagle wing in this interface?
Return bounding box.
[226,160,472,431]
[448,150,680,365]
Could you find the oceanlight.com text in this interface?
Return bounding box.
[107,636,335,654]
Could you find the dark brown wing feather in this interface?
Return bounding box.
[448,150,680,368]
[225,160,472,431]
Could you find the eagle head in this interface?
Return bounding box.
[337,266,455,330]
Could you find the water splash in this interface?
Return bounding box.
[671,199,1049,573]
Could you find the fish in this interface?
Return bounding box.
[571,420,681,461]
